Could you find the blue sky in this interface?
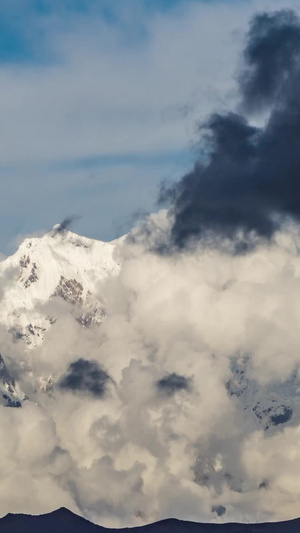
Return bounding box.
[0,0,296,254]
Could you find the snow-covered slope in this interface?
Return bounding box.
[0,225,120,348]
[226,355,299,432]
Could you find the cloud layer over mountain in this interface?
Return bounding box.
[1,215,300,527]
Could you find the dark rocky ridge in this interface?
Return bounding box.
[1,508,300,533]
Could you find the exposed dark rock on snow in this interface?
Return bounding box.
[0,354,26,407]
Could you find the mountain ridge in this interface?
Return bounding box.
[2,507,300,533]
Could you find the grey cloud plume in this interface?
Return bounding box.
[240,10,300,112]
[160,10,300,251]
[157,373,190,396]
[59,359,110,398]
[52,216,81,235]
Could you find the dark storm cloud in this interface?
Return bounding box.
[160,10,300,251]
[240,10,300,112]
[59,358,110,398]
[156,373,190,396]
[212,505,226,517]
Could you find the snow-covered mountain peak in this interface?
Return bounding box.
[0,228,121,348]
[17,225,113,260]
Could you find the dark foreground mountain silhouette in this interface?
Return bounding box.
[1,508,300,533]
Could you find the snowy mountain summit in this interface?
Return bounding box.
[0,225,120,349]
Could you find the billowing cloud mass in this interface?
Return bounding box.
[2,8,300,531]
[160,9,300,251]
[3,216,300,527]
